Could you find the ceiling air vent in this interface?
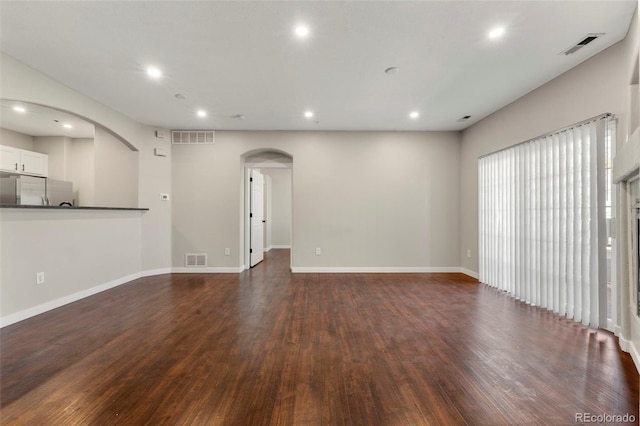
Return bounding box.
[185,253,207,267]
[457,115,472,123]
[561,33,604,55]
[172,130,215,144]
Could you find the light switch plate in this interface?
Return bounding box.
[160,194,169,201]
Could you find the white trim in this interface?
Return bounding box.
[1,271,142,328]
[618,334,640,374]
[140,268,173,277]
[606,318,614,332]
[613,127,639,183]
[244,162,291,169]
[262,245,291,252]
[172,266,244,273]
[291,266,464,273]
[614,325,622,337]
[460,268,479,279]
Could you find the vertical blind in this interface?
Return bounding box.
[479,115,609,328]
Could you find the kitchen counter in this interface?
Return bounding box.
[0,204,148,211]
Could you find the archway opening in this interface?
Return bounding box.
[241,149,293,270]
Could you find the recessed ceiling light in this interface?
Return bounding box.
[13,106,26,113]
[146,66,162,79]
[174,93,187,100]
[304,111,314,118]
[295,25,310,38]
[385,67,399,75]
[197,110,207,118]
[488,27,505,39]
[409,111,419,119]
[63,123,73,129]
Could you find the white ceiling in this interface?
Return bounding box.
[1,100,95,139]
[0,1,636,132]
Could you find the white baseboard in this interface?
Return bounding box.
[0,264,250,328]
[460,268,479,279]
[291,266,463,273]
[140,267,173,277]
[263,245,291,252]
[618,334,640,374]
[614,325,622,337]
[1,271,142,328]
[0,264,476,328]
[172,266,244,273]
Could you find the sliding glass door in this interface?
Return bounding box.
[479,115,612,329]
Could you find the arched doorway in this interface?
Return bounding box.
[241,149,293,270]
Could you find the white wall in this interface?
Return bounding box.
[0,209,143,325]
[1,128,33,150]
[93,127,139,208]
[172,131,461,271]
[70,138,95,206]
[262,168,291,248]
[138,129,172,272]
[31,133,140,208]
[33,136,72,181]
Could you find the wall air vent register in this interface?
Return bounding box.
[185,253,207,267]
[172,130,215,144]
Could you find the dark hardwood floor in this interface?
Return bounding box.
[1,249,638,425]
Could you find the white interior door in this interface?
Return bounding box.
[250,169,264,267]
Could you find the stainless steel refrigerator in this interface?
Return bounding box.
[0,176,74,206]
[0,175,46,205]
[45,178,74,206]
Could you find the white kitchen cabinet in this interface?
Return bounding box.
[0,145,48,177]
[20,149,48,176]
[0,145,20,172]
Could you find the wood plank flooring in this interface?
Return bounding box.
[1,249,638,425]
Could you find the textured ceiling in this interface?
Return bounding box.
[0,1,636,132]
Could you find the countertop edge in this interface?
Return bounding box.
[0,204,149,211]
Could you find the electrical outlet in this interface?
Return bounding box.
[466,249,471,258]
[315,247,322,255]
[36,272,45,285]
[224,248,230,256]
